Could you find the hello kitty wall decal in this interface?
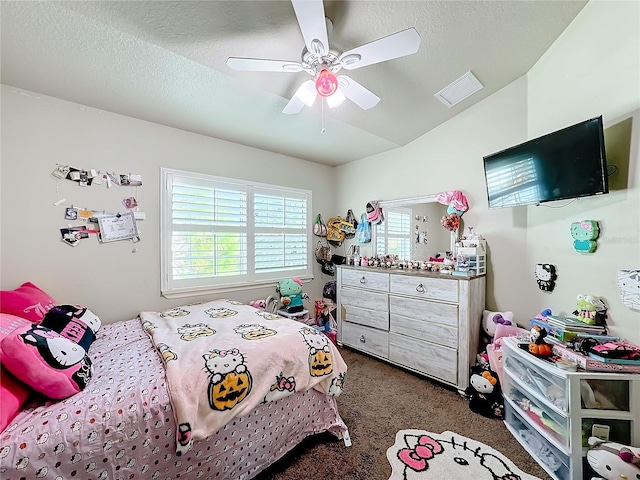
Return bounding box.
[535,264,557,292]
[571,219,599,253]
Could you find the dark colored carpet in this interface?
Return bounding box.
[255,346,551,480]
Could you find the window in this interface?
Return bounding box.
[161,168,311,297]
[375,207,412,259]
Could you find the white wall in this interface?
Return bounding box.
[335,0,640,342]
[524,0,640,341]
[0,86,335,323]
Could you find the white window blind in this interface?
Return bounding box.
[161,168,311,297]
[375,208,412,259]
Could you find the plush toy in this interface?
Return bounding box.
[481,310,514,344]
[277,277,305,313]
[528,324,553,357]
[40,304,101,351]
[573,294,607,325]
[586,437,640,480]
[463,366,504,419]
[249,299,266,310]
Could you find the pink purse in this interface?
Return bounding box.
[313,214,328,237]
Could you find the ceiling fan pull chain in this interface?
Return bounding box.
[321,99,326,134]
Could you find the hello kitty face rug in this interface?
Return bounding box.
[387,430,541,480]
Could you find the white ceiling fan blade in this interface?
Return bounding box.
[337,76,380,110]
[227,57,303,72]
[339,28,421,70]
[283,80,317,114]
[291,0,329,56]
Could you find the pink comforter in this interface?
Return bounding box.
[140,299,347,455]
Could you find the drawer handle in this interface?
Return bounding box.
[359,335,366,343]
[416,283,425,293]
[360,276,366,284]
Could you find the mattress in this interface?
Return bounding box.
[0,317,347,480]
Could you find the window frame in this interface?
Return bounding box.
[374,206,413,259]
[161,168,313,299]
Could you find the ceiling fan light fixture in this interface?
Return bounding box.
[315,69,338,97]
[296,81,318,107]
[326,88,346,108]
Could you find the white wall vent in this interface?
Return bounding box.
[434,71,484,108]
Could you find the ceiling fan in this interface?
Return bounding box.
[226,0,421,114]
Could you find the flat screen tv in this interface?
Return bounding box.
[483,116,608,209]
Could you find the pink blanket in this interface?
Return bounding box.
[140,299,347,455]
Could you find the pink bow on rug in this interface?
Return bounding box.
[397,435,443,471]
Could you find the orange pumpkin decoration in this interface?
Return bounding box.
[528,342,553,357]
[208,370,252,411]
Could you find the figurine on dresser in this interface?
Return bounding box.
[528,324,553,357]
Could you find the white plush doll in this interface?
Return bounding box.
[481,310,514,344]
[587,436,640,480]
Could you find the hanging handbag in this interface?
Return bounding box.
[346,244,360,265]
[344,209,358,239]
[315,241,332,264]
[355,213,371,243]
[313,214,328,237]
[321,260,335,276]
[326,218,346,246]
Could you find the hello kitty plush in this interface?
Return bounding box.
[482,310,514,344]
[587,437,640,480]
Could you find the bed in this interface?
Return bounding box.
[0,299,348,480]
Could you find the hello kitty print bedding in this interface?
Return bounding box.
[0,311,347,480]
[140,299,348,455]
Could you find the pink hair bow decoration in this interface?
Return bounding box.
[218,348,239,357]
[277,376,296,392]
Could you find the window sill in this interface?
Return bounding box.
[161,275,314,300]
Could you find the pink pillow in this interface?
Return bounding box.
[0,313,34,432]
[0,367,31,432]
[0,323,92,400]
[0,282,56,322]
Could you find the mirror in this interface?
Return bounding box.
[372,195,458,262]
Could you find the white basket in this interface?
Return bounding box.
[457,239,486,256]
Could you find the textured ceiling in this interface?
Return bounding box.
[0,1,588,166]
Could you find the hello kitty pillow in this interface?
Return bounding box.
[0,323,93,400]
[0,313,34,432]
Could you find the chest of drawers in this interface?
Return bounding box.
[337,266,485,391]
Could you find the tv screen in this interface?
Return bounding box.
[483,116,608,209]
